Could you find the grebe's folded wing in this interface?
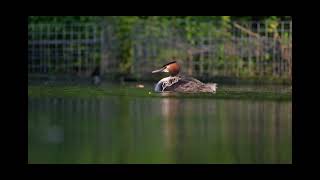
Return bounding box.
[172,75,216,93]
[177,75,204,84]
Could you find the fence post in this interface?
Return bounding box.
[100,22,106,76]
[289,21,292,81]
[272,30,277,78]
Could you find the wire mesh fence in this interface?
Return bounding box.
[131,20,292,80]
[28,19,292,81]
[28,23,103,76]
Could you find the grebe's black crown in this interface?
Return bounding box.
[162,61,177,67]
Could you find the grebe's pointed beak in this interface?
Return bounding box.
[152,66,169,73]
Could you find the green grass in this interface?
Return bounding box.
[28,84,292,101]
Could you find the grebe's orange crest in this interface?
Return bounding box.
[152,61,180,76]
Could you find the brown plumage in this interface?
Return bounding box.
[152,61,218,93]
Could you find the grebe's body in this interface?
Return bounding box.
[152,61,217,93]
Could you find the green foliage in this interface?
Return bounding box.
[29,16,291,79]
[156,48,188,63]
[103,16,140,74]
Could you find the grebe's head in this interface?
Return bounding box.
[151,61,180,76]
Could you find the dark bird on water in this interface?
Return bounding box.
[91,66,101,85]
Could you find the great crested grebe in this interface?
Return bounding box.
[152,61,217,93]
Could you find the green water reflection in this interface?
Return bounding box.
[28,94,291,164]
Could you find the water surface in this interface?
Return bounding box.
[28,85,292,164]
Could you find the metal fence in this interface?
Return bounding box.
[28,20,292,81]
[131,20,292,80]
[28,23,103,76]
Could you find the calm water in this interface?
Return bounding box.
[28,85,292,164]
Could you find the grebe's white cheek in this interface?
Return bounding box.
[163,68,169,72]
